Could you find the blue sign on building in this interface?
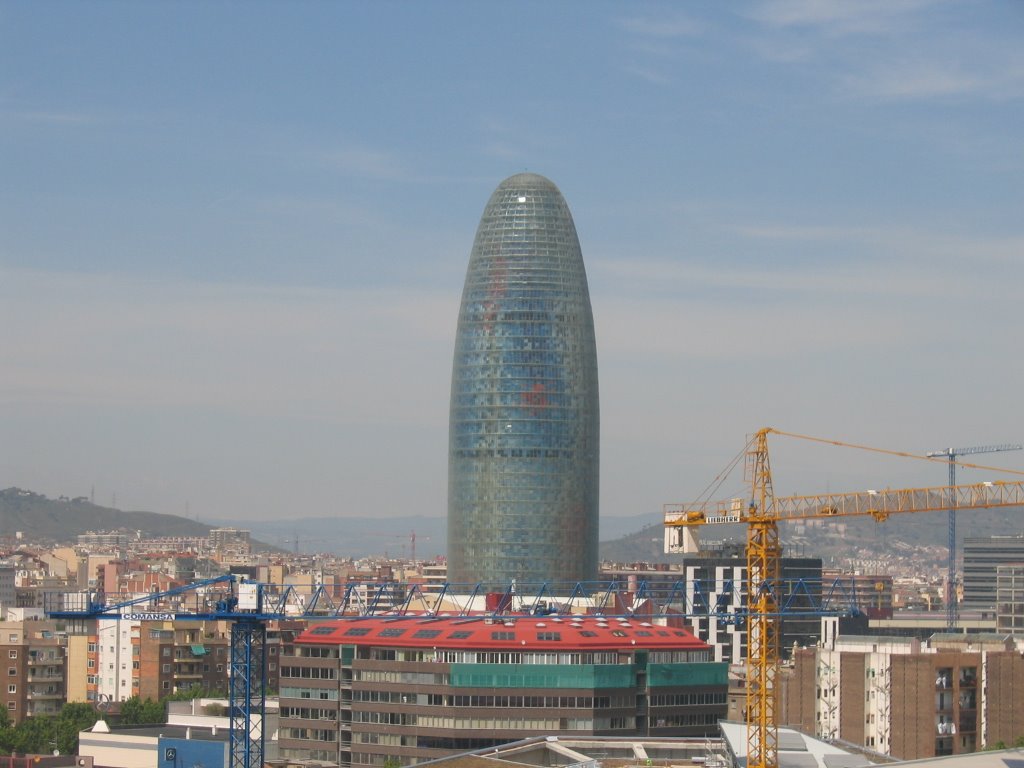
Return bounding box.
[158,735,227,768]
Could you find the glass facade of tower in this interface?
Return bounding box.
[448,173,599,585]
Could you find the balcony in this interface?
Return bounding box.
[27,674,64,683]
[27,690,64,700]
[27,655,64,666]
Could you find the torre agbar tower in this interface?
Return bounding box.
[448,173,599,585]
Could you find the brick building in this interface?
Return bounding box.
[89,618,234,705]
[780,633,1024,759]
[0,619,66,724]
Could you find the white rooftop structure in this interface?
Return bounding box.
[718,721,875,768]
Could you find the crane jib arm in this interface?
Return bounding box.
[665,480,1024,528]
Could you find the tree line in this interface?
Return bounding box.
[0,688,219,756]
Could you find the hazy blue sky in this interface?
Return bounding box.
[2,1,1023,527]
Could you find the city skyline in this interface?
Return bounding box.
[2,3,1023,523]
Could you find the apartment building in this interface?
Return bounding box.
[780,632,1024,760]
[0,619,66,723]
[680,556,824,663]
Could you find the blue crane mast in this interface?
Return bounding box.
[46,575,282,768]
[925,443,1022,629]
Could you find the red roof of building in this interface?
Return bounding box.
[295,615,709,651]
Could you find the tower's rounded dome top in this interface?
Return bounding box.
[479,173,573,227]
[496,172,559,190]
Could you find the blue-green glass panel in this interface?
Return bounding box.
[450,664,633,689]
[647,663,728,688]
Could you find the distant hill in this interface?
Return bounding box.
[228,511,682,561]
[0,487,258,547]
[0,489,674,559]
[5,486,1021,564]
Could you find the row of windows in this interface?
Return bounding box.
[281,706,337,720]
[451,448,579,462]
[355,648,426,662]
[279,728,335,742]
[450,408,577,426]
[284,647,339,659]
[649,691,727,707]
[465,262,577,280]
[461,298,563,313]
[450,448,583,465]
[453,371,568,391]
[653,712,721,728]
[458,321,560,338]
[355,732,403,746]
[452,358,569,377]
[452,495,593,514]
[353,711,416,726]
[469,248,577,265]
[412,735,512,753]
[453,392,572,409]
[461,439,591,458]
[411,715,622,731]
[460,313,581,331]
[432,650,620,665]
[456,351,579,371]
[349,690,624,709]
[280,686,339,701]
[477,211,573,226]
[649,650,711,663]
[474,213,576,229]
[281,667,336,680]
[461,283,581,300]
[452,370,580,391]
[434,694,622,709]
[351,753,399,766]
[352,690,405,704]
[450,417,581,435]
[354,671,447,685]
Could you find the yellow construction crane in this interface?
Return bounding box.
[664,427,1024,768]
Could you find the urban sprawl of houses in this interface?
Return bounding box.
[3,507,1024,768]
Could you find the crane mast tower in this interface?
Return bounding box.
[665,427,1024,768]
[925,443,1022,629]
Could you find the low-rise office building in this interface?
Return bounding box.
[279,615,728,767]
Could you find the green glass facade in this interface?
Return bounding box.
[648,662,728,688]
[448,173,599,585]
[450,664,635,689]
